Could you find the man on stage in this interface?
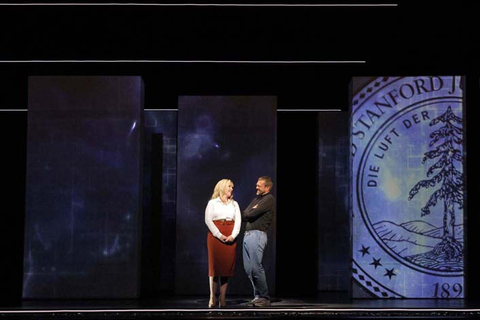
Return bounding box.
[242,176,275,307]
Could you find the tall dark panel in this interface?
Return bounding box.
[276,112,318,296]
[176,96,277,295]
[317,112,350,291]
[142,111,177,296]
[24,76,144,298]
[0,77,27,304]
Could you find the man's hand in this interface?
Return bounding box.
[253,204,258,209]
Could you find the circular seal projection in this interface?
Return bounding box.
[351,76,464,298]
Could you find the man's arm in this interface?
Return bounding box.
[243,195,274,221]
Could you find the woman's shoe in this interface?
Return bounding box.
[208,297,216,308]
[219,296,227,308]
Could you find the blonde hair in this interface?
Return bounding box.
[211,179,234,200]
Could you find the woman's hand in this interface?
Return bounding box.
[219,234,228,242]
[225,235,235,243]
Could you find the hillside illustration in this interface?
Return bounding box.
[374,220,463,271]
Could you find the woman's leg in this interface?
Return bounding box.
[209,276,218,307]
[219,277,229,307]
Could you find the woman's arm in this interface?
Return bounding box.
[230,201,242,239]
[205,200,222,238]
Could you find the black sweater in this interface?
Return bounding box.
[243,193,275,232]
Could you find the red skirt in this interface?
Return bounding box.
[207,220,237,277]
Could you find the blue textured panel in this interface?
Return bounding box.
[176,96,277,294]
[351,77,465,298]
[318,112,350,291]
[24,76,143,299]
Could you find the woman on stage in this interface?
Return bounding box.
[205,179,241,308]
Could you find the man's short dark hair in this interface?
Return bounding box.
[258,176,273,189]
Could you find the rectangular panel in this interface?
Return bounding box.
[351,76,465,298]
[176,96,277,294]
[24,76,144,298]
[142,111,177,295]
[317,112,350,291]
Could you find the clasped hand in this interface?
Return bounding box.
[220,234,235,243]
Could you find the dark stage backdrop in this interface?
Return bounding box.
[176,96,277,295]
[142,111,177,296]
[317,112,350,291]
[23,76,144,299]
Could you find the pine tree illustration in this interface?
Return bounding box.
[408,106,464,261]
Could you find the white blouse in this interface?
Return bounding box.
[205,197,242,239]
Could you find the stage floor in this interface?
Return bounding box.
[2,293,480,319]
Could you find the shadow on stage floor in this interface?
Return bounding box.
[2,292,480,319]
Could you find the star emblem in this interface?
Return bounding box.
[359,245,370,257]
[370,257,382,269]
[384,268,396,280]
